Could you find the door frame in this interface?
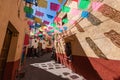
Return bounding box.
[0,22,19,80]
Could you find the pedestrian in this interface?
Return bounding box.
[33,39,39,58]
[38,42,42,56]
[41,38,47,55]
[30,46,34,58]
[51,47,57,62]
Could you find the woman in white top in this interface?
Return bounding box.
[33,39,39,57]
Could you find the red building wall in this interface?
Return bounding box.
[56,53,120,80]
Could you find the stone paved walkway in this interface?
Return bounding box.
[18,53,85,80]
[31,60,86,80]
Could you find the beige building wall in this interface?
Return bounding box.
[55,0,120,60]
[0,0,29,62]
[75,0,120,60]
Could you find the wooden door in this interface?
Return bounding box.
[0,29,12,79]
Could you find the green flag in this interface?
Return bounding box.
[24,6,33,14]
[62,18,69,23]
[78,0,90,9]
[62,6,70,12]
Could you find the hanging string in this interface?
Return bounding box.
[68,0,104,30]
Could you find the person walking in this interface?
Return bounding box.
[33,39,39,57]
[38,42,42,56]
[51,47,57,61]
[41,38,47,55]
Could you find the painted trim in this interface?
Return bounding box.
[3,59,20,80]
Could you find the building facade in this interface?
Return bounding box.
[54,0,120,80]
[0,0,29,80]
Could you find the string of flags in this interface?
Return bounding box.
[23,0,104,38]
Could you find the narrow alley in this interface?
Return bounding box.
[18,53,85,80]
[0,0,120,80]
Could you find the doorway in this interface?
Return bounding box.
[65,42,72,57]
[0,22,19,80]
[0,28,12,79]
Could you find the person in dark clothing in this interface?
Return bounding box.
[33,39,39,57]
[51,47,57,61]
[65,42,72,60]
[38,42,42,56]
[29,46,34,58]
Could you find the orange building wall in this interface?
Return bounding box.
[0,0,29,80]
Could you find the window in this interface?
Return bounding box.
[65,42,72,59]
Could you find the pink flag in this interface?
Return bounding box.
[58,25,62,28]
[48,26,53,29]
[92,2,103,11]
[35,10,44,17]
[72,0,78,2]
[43,20,50,25]
[50,2,60,11]
[70,20,76,25]
[27,20,34,25]
[71,8,80,15]
[54,16,61,23]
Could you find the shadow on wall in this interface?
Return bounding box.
[70,36,102,80]
[72,56,102,80]
[114,77,120,80]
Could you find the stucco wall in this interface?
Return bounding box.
[0,0,28,62]
[75,0,120,60]
[55,0,120,60]
[48,0,120,79]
